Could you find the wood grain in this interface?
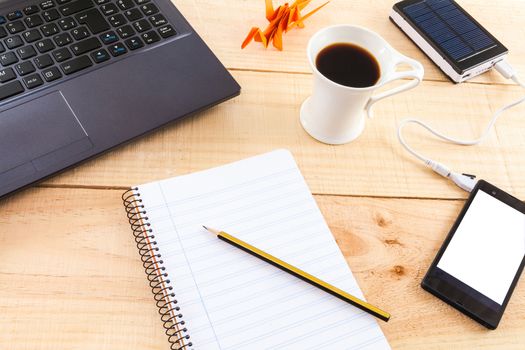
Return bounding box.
[42,70,525,199]
[173,0,525,85]
[2,1,525,349]
[0,188,167,350]
[1,187,524,349]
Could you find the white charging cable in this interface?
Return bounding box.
[397,60,525,192]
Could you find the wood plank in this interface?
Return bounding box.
[41,70,525,199]
[315,194,525,349]
[1,187,524,349]
[0,188,166,349]
[173,0,525,84]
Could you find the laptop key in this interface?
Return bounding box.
[7,21,26,34]
[7,11,23,21]
[17,45,37,59]
[24,14,44,28]
[75,8,110,34]
[91,48,109,63]
[23,73,44,89]
[148,14,166,27]
[60,0,94,16]
[58,17,77,30]
[40,1,56,10]
[52,47,72,61]
[22,29,43,43]
[70,37,101,55]
[0,67,16,83]
[71,26,90,40]
[41,23,60,36]
[0,42,4,53]
[100,3,118,16]
[42,9,60,21]
[100,31,118,44]
[158,24,175,38]
[108,14,127,27]
[34,53,53,68]
[108,42,126,56]
[0,80,24,101]
[141,30,159,44]
[5,36,24,49]
[53,32,73,46]
[60,55,92,74]
[0,16,5,25]
[42,66,62,81]
[125,9,143,22]
[57,0,71,4]
[0,52,18,65]
[132,19,151,33]
[116,24,134,38]
[117,0,134,10]
[35,38,55,52]
[24,6,41,15]
[0,27,7,38]
[140,4,158,16]
[124,36,143,50]
[133,0,149,5]
[16,61,36,76]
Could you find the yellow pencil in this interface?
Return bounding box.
[203,226,391,322]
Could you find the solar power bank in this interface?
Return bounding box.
[390,0,508,83]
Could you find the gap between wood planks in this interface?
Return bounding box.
[35,183,467,201]
[226,67,513,87]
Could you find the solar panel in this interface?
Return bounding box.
[403,0,495,61]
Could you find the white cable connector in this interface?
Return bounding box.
[494,59,516,79]
[397,60,525,192]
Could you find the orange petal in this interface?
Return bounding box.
[254,30,268,48]
[267,4,281,21]
[286,7,295,32]
[272,29,283,50]
[290,0,308,9]
[265,0,275,20]
[264,5,286,38]
[297,0,312,10]
[295,1,329,27]
[267,26,278,47]
[273,9,289,50]
[241,27,260,49]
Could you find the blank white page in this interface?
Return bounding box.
[135,150,390,350]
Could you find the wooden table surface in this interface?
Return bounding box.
[2,0,525,349]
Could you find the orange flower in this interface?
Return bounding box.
[242,0,329,51]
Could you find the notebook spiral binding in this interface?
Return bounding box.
[122,188,193,350]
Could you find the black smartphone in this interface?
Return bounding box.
[390,0,508,83]
[422,180,525,329]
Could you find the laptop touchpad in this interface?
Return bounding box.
[0,91,92,176]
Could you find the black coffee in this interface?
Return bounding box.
[315,43,380,88]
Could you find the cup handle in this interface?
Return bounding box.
[365,53,424,119]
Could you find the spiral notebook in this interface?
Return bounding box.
[122,150,390,350]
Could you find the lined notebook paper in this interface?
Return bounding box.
[131,150,390,349]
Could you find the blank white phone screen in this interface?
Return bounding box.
[437,190,525,305]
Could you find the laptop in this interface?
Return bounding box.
[0,0,240,198]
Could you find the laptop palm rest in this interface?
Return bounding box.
[0,91,92,184]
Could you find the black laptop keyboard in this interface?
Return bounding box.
[0,0,176,103]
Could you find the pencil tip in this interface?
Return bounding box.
[203,226,220,235]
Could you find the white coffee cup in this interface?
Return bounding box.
[300,25,424,145]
